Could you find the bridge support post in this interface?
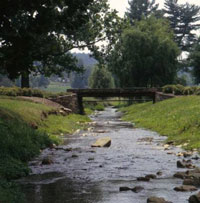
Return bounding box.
[77,95,84,115]
[153,92,157,104]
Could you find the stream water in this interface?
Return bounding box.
[19,107,199,203]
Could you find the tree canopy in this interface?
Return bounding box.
[125,0,159,22]
[89,65,115,89]
[164,0,200,51]
[107,17,180,88]
[0,0,120,87]
[189,39,200,84]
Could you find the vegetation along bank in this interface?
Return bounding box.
[122,96,200,151]
[0,90,91,202]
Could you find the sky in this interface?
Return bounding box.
[108,0,200,17]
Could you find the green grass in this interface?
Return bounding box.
[40,114,90,135]
[121,96,200,150]
[0,96,91,202]
[42,82,70,93]
[0,97,52,126]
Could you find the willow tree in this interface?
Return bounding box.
[89,65,115,89]
[108,17,180,88]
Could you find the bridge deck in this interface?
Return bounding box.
[67,88,157,97]
[67,88,157,114]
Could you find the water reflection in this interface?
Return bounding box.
[22,173,103,203]
[19,108,200,203]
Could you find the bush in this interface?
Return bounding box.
[195,87,200,95]
[183,87,197,95]
[163,84,185,95]
[0,180,25,203]
[173,84,185,95]
[163,85,200,96]
[0,87,69,98]
[162,85,176,94]
[94,103,105,111]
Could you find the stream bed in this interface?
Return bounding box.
[19,107,200,203]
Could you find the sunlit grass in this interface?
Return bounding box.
[121,96,200,150]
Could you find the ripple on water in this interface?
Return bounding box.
[20,107,199,203]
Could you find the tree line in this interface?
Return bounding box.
[1,0,200,88]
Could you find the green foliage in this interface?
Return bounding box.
[162,85,176,94]
[85,103,105,111]
[43,82,69,93]
[108,16,180,87]
[0,96,91,202]
[30,75,50,88]
[126,0,159,22]
[164,0,200,51]
[0,0,120,87]
[89,65,115,89]
[183,87,197,95]
[162,85,200,95]
[39,114,90,135]
[173,84,185,95]
[0,180,25,203]
[122,96,200,150]
[189,39,200,84]
[0,86,68,98]
[0,118,53,179]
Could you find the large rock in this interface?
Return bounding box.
[42,156,53,165]
[147,196,171,203]
[177,160,194,169]
[183,179,199,187]
[119,186,144,193]
[145,174,157,179]
[131,186,144,193]
[91,137,111,147]
[174,185,197,192]
[137,176,150,181]
[189,192,200,203]
[119,187,131,191]
[174,167,200,186]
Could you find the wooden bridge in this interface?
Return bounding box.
[67,88,157,114]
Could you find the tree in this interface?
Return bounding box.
[89,65,115,89]
[107,17,180,88]
[189,39,200,84]
[0,0,120,87]
[71,59,92,88]
[30,75,50,88]
[125,0,159,22]
[164,0,200,51]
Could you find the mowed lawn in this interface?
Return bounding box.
[122,96,200,150]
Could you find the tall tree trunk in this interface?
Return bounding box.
[21,72,30,88]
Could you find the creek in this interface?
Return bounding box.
[19,107,199,203]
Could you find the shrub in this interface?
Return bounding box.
[0,180,25,203]
[0,86,69,98]
[173,84,185,95]
[162,85,176,94]
[94,103,105,111]
[183,87,197,95]
[163,84,185,95]
[195,87,200,95]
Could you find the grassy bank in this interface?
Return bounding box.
[122,96,200,151]
[0,96,90,202]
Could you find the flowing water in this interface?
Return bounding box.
[19,107,200,203]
